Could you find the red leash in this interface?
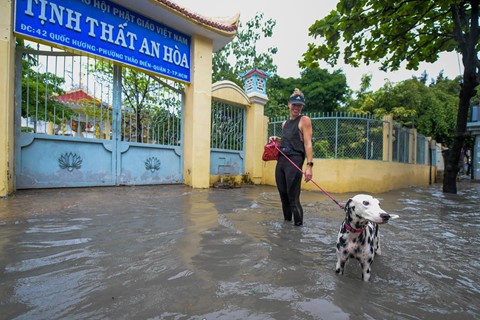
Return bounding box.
[274,143,344,210]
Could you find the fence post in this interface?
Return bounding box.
[382,115,393,162]
[409,128,417,164]
[335,117,339,158]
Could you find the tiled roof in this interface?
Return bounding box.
[241,68,270,79]
[55,89,111,109]
[157,0,239,33]
[55,89,96,104]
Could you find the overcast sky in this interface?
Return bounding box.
[173,0,461,91]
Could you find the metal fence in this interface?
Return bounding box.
[268,113,432,164]
[416,133,428,165]
[19,42,183,146]
[210,100,245,151]
[392,123,411,163]
[269,113,386,160]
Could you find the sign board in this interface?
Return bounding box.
[14,0,191,82]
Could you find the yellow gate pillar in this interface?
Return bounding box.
[382,115,393,162]
[183,35,213,188]
[245,97,268,184]
[241,69,269,184]
[0,0,15,197]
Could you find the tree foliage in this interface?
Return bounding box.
[298,68,349,113]
[18,40,69,128]
[301,0,479,194]
[372,77,459,145]
[91,61,182,142]
[265,68,349,118]
[301,1,464,71]
[212,12,277,86]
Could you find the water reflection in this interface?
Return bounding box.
[0,183,479,319]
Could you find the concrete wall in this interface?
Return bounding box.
[262,159,436,194]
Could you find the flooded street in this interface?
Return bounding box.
[0,182,479,320]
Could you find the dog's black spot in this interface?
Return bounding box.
[341,225,347,233]
[352,238,356,243]
[368,258,373,264]
[358,233,364,242]
[339,237,347,247]
[370,246,374,254]
[349,254,354,259]
[336,243,340,250]
[343,250,348,256]
[336,268,341,274]
[367,269,370,274]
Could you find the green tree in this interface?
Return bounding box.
[265,68,349,118]
[18,40,69,131]
[91,61,182,143]
[345,74,377,115]
[301,0,479,194]
[298,68,348,113]
[264,74,294,118]
[212,12,277,86]
[372,77,458,145]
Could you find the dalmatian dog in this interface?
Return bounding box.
[335,194,399,282]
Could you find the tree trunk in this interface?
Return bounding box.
[442,70,478,193]
[443,0,479,194]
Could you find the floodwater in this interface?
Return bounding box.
[0,182,479,320]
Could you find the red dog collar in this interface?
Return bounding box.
[345,222,366,233]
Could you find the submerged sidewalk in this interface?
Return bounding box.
[1,184,479,320]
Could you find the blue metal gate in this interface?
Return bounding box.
[15,44,183,189]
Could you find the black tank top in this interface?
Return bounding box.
[280,115,305,156]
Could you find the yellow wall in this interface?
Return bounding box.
[212,81,250,106]
[210,81,268,186]
[0,0,14,197]
[262,159,436,194]
[183,35,213,188]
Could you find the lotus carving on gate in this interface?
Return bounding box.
[58,152,83,172]
[145,157,161,172]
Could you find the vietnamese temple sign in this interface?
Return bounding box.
[14,0,191,82]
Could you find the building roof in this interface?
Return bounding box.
[55,89,95,104]
[114,0,239,52]
[54,89,110,109]
[240,68,270,79]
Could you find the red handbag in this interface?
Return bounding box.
[262,141,279,161]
